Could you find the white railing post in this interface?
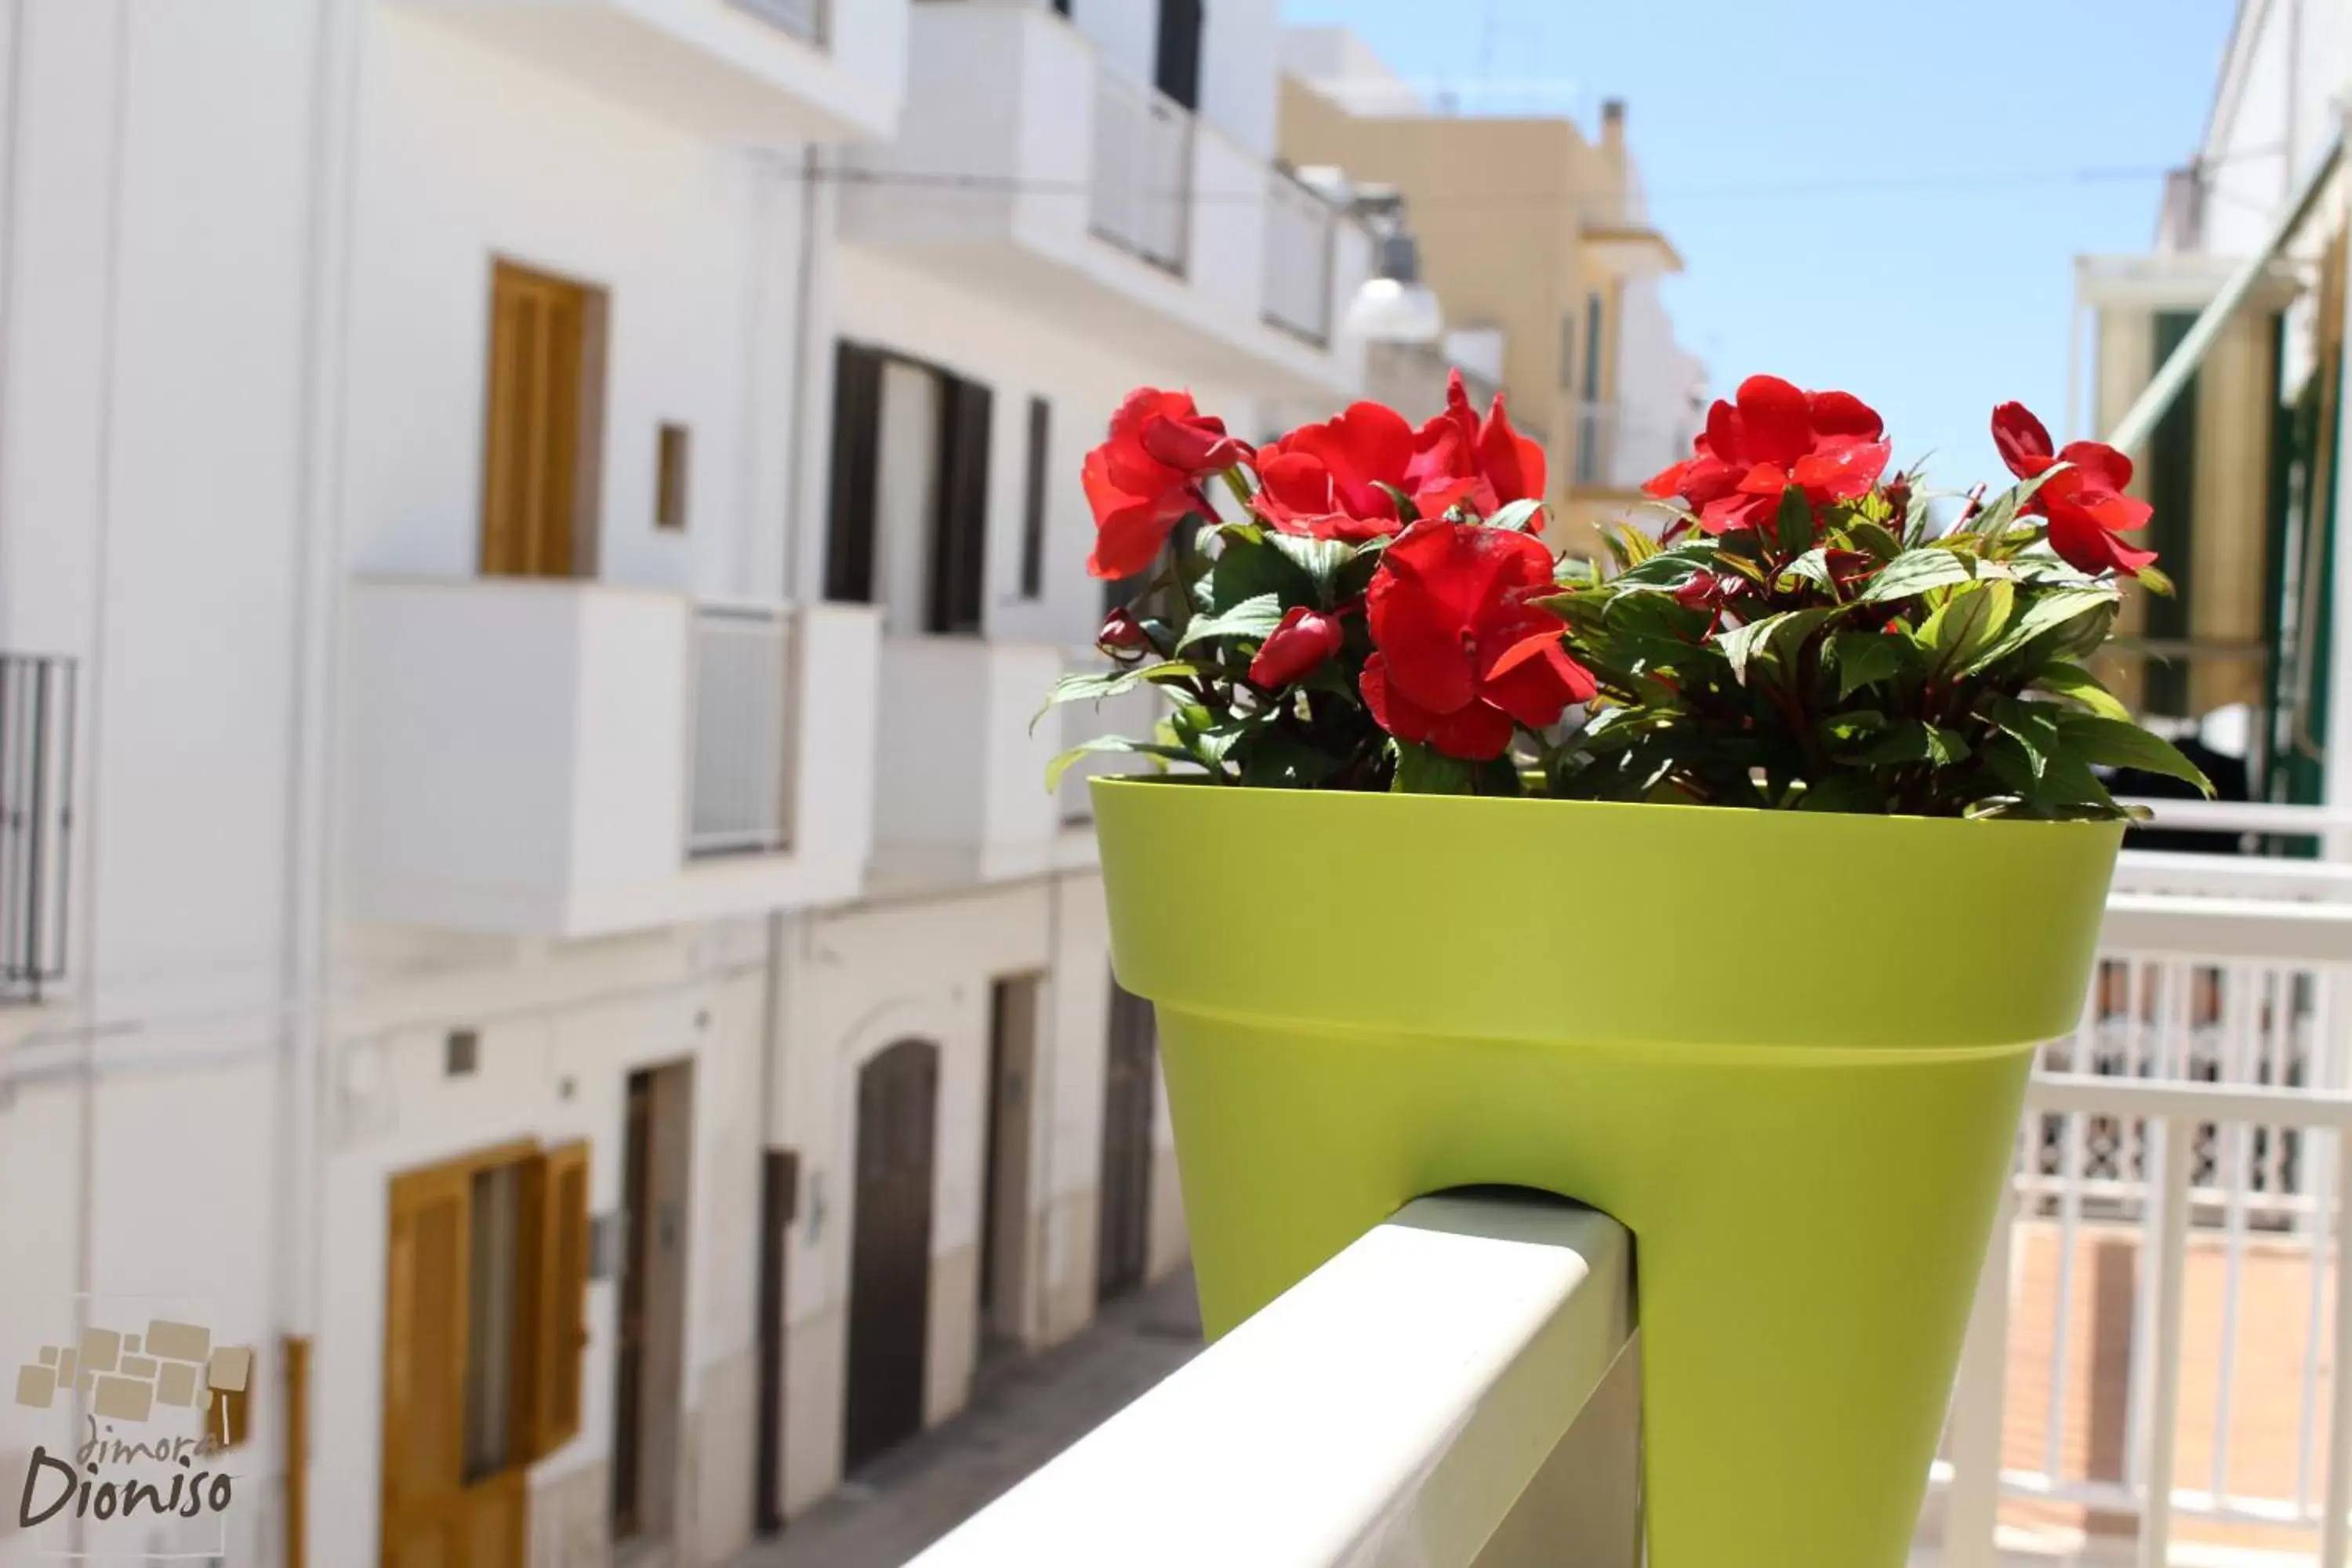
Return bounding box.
[1944,1174,2017,1568]
[2325,1128,2352,1568]
[2138,1115,2194,1568]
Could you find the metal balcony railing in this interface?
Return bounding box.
[688,604,793,858]
[1090,63,1191,275]
[0,654,74,1003]
[1263,168,1337,346]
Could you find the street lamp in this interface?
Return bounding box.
[1342,188,1443,346]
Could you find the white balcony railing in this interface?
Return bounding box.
[1090,62,1191,274]
[910,1195,1638,1567]
[1263,168,1337,346]
[688,601,793,857]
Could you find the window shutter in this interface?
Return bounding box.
[929,376,993,635]
[1019,397,1050,601]
[826,342,884,604]
[521,1141,590,1460]
[1154,0,1203,111]
[382,1166,471,1562]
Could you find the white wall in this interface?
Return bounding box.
[2192,0,2346,260]
[772,872,1113,1512]
[342,11,808,601]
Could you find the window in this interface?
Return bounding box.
[1019,397,1051,601]
[824,339,993,634]
[825,342,885,604]
[1154,0,1203,111]
[481,260,608,579]
[931,377,993,635]
[1581,290,1606,401]
[1559,314,1578,391]
[461,1163,520,1483]
[655,423,690,532]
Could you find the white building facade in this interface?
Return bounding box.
[0,3,1367,1568]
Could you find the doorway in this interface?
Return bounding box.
[844,1038,939,1472]
[1096,981,1157,1302]
[753,1148,799,1537]
[379,1138,589,1568]
[611,1062,694,1547]
[480,259,608,579]
[979,977,1042,1360]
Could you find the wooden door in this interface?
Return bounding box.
[481,260,596,579]
[844,1038,938,1473]
[383,1158,528,1568]
[1097,982,1157,1302]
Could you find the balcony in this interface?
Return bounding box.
[913,802,2352,1566]
[348,579,880,936]
[869,636,1084,891]
[394,0,903,143]
[840,0,1367,400]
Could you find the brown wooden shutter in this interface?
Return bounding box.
[481,262,590,579]
[929,376,993,634]
[520,1141,590,1460]
[381,1165,471,1567]
[825,341,885,603]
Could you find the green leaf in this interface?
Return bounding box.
[1201,535,1309,614]
[1606,521,1661,569]
[1486,499,1547,533]
[2055,714,2216,794]
[1236,734,1341,789]
[1971,464,2069,537]
[1843,518,1902,563]
[1963,585,2117,672]
[1774,487,1816,556]
[1174,593,1286,652]
[1718,607,1833,685]
[1715,612,1787,685]
[1924,579,2013,670]
[1776,547,1835,594]
[1989,697,2062,780]
[1044,735,1192,791]
[2033,661,2132,722]
[1035,661,1200,729]
[1831,633,1904,699]
[1391,740,1475,795]
[1857,720,1969,768]
[1261,532,1356,598]
[1861,548,1976,604]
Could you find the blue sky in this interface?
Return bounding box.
[1279,0,2240,492]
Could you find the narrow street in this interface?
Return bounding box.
[739,1269,1203,1568]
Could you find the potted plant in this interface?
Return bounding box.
[1051,375,2205,1567]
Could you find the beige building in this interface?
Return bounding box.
[1279,27,1703,555]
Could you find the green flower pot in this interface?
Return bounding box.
[1091,779,2120,1567]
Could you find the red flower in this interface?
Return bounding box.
[1360,521,1595,761]
[1097,605,1150,655]
[1989,402,2158,576]
[1083,389,1251,579]
[1248,606,1345,688]
[1642,375,1892,535]
[1405,369,1549,519]
[1255,372,1546,542]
